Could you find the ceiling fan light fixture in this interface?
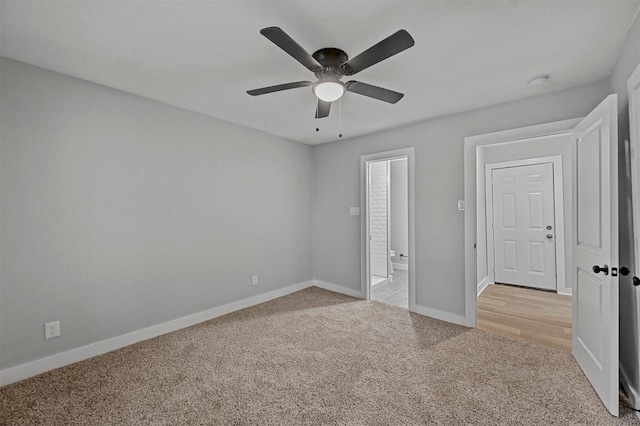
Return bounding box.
[313,81,345,102]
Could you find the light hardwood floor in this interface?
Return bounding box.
[477,283,572,352]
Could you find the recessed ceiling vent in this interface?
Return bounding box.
[528,75,549,88]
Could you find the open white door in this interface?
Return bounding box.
[572,94,619,416]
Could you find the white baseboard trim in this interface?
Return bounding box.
[0,280,313,387]
[477,276,491,296]
[392,262,408,271]
[412,304,468,327]
[313,280,364,299]
[621,364,640,409]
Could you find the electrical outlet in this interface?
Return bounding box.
[45,321,60,339]
[252,275,258,286]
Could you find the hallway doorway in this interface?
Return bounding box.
[360,148,415,311]
[366,157,409,308]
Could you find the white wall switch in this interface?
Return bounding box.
[350,207,360,216]
[252,275,258,286]
[45,321,60,339]
[457,200,465,211]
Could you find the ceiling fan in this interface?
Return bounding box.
[247,27,415,119]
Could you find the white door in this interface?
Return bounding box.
[572,94,619,416]
[492,163,557,290]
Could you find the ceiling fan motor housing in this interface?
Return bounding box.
[312,48,349,80]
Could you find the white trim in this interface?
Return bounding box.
[392,262,408,271]
[484,156,569,295]
[412,304,467,327]
[621,364,640,409]
[361,148,416,311]
[387,160,392,276]
[0,280,313,387]
[464,118,581,327]
[313,280,364,299]
[626,62,640,423]
[477,276,491,296]
[628,63,640,275]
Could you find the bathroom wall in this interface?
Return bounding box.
[369,161,389,278]
[390,159,408,267]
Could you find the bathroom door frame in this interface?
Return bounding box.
[361,147,416,310]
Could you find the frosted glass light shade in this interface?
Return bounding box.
[313,81,344,102]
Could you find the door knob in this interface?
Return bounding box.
[621,267,631,276]
[593,264,609,275]
[546,225,553,230]
[546,234,553,239]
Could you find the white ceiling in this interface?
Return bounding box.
[1,1,639,145]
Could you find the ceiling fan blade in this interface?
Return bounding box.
[342,30,415,75]
[247,81,313,96]
[346,81,404,104]
[260,27,322,72]
[315,99,331,119]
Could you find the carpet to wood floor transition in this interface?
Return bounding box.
[1,287,638,425]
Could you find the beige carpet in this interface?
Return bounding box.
[1,287,638,425]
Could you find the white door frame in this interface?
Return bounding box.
[464,118,581,326]
[629,63,640,278]
[361,148,416,310]
[624,62,640,413]
[484,156,568,295]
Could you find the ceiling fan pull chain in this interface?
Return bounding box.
[339,98,343,138]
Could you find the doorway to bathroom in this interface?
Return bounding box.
[364,155,410,309]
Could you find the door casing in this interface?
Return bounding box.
[360,148,415,310]
[464,118,581,327]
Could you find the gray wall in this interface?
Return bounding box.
[312,80,609,317]
[0,58,313,369]
[609,10,640,407]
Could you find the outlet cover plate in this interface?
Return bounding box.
[45,321,60,339]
